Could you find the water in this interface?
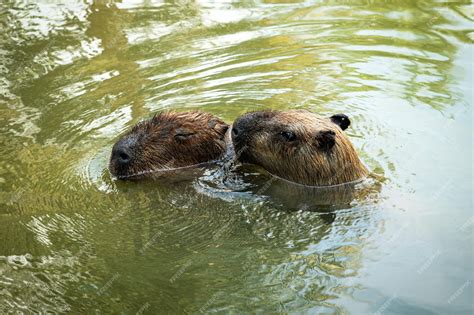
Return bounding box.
[0,1,472,313]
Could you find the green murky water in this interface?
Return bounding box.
[1,1,472,314]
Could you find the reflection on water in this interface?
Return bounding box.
[0,0,472,313]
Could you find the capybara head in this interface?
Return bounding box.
[109,111,229,179]
[231,110,368,186]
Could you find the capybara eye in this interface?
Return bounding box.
[174,132,195,141]
[174,127,196,141]
[280,131,296,141]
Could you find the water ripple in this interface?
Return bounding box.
[0,0,472,313]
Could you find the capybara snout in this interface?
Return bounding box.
[110,135,139,174]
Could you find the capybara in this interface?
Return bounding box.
[109,111,229,179]
[231,110,369,186]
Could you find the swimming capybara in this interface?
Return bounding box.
[231,110,369,186]
[109,111,229,179]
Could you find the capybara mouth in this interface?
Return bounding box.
[231,133,249,163]
[231,117,260,165]
[109,163,162,180]
[108,162,133,180]
[233,142,253,164]
[108,157,157,180]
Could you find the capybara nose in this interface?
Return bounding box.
[116,148,131,165]
[231,125,240,137]
[231,117,249,140]
[111,140,135,166]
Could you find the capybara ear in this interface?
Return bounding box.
[208,118,229,135]
[207,118,219,129]
[220,124,229,134]
[315,130,336,151]
[330,114,350,131]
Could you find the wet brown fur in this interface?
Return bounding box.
[232,110,369,186]
[109,111,229,179]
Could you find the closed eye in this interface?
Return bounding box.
[280,131,297,141]
[174,132,196,141]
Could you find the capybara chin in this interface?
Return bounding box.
[109,111,229,179]
[231,110,369,186]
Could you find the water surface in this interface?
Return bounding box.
[0,0,472,313]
